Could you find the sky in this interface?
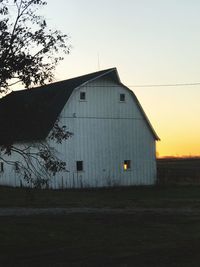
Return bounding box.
[38,0,200,157]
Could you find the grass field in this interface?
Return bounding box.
[1,186,200,266]
[2,185,200,209]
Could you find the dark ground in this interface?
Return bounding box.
[1,212,200,267]
[0,185,200,266]
[157,157,200,185]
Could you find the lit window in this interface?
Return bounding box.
[120,94,125,102]
[0,162,4,172]
[76,161,83,171]
[80,92,86,100]
[124,160,131,170]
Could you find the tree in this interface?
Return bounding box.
[0,0,70,94]
[0,0,72,187]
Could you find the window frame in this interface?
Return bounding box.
[79,91,86,101]
[120,93,126,102]
[76,161,84,172]
[123,160,131,171]
[15,162,20,172]
[0,162,4,172]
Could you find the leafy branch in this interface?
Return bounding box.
[0,0,71,93]
[0,0,72,187]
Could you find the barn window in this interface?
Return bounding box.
[80,92,86,101]
[0,162,4,172]
[124,160,131,170]
[76,161,83,171]
[120,93,125,102]
[15,162,20,172]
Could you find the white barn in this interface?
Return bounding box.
[0,68,159,188]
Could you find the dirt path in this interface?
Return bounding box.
[0,207,199,216]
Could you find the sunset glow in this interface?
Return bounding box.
[133,85,200,157]
[18,0,200,157]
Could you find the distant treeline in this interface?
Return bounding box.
[158,156,200,160]
[157,157,200,185]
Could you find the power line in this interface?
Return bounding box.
[128,82,200,88]
[83,82,200,88]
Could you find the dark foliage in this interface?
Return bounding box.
[0,0,70,93]
[0,0,72,187]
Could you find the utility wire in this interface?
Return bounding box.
[128,82,200,88]
[84,82,200,88]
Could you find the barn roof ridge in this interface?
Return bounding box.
[9,67,117,95]
[0,68,159,144]
[0,68,118,144]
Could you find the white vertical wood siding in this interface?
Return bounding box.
[49,77,157,188]
[0,77,157,188]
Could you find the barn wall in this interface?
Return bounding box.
[48,77,157,188]
[0,77,157,188]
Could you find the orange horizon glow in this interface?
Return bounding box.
[133,85,200,159]
[156,135,200,158]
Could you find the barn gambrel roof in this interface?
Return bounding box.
[0,68,159,145]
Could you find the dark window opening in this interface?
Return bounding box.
[0,162,4,172]
[124,160,131,170]
[120,93,125,102]
[15,162,19,172]
[76,161,83,171]
[80,92,86,100]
